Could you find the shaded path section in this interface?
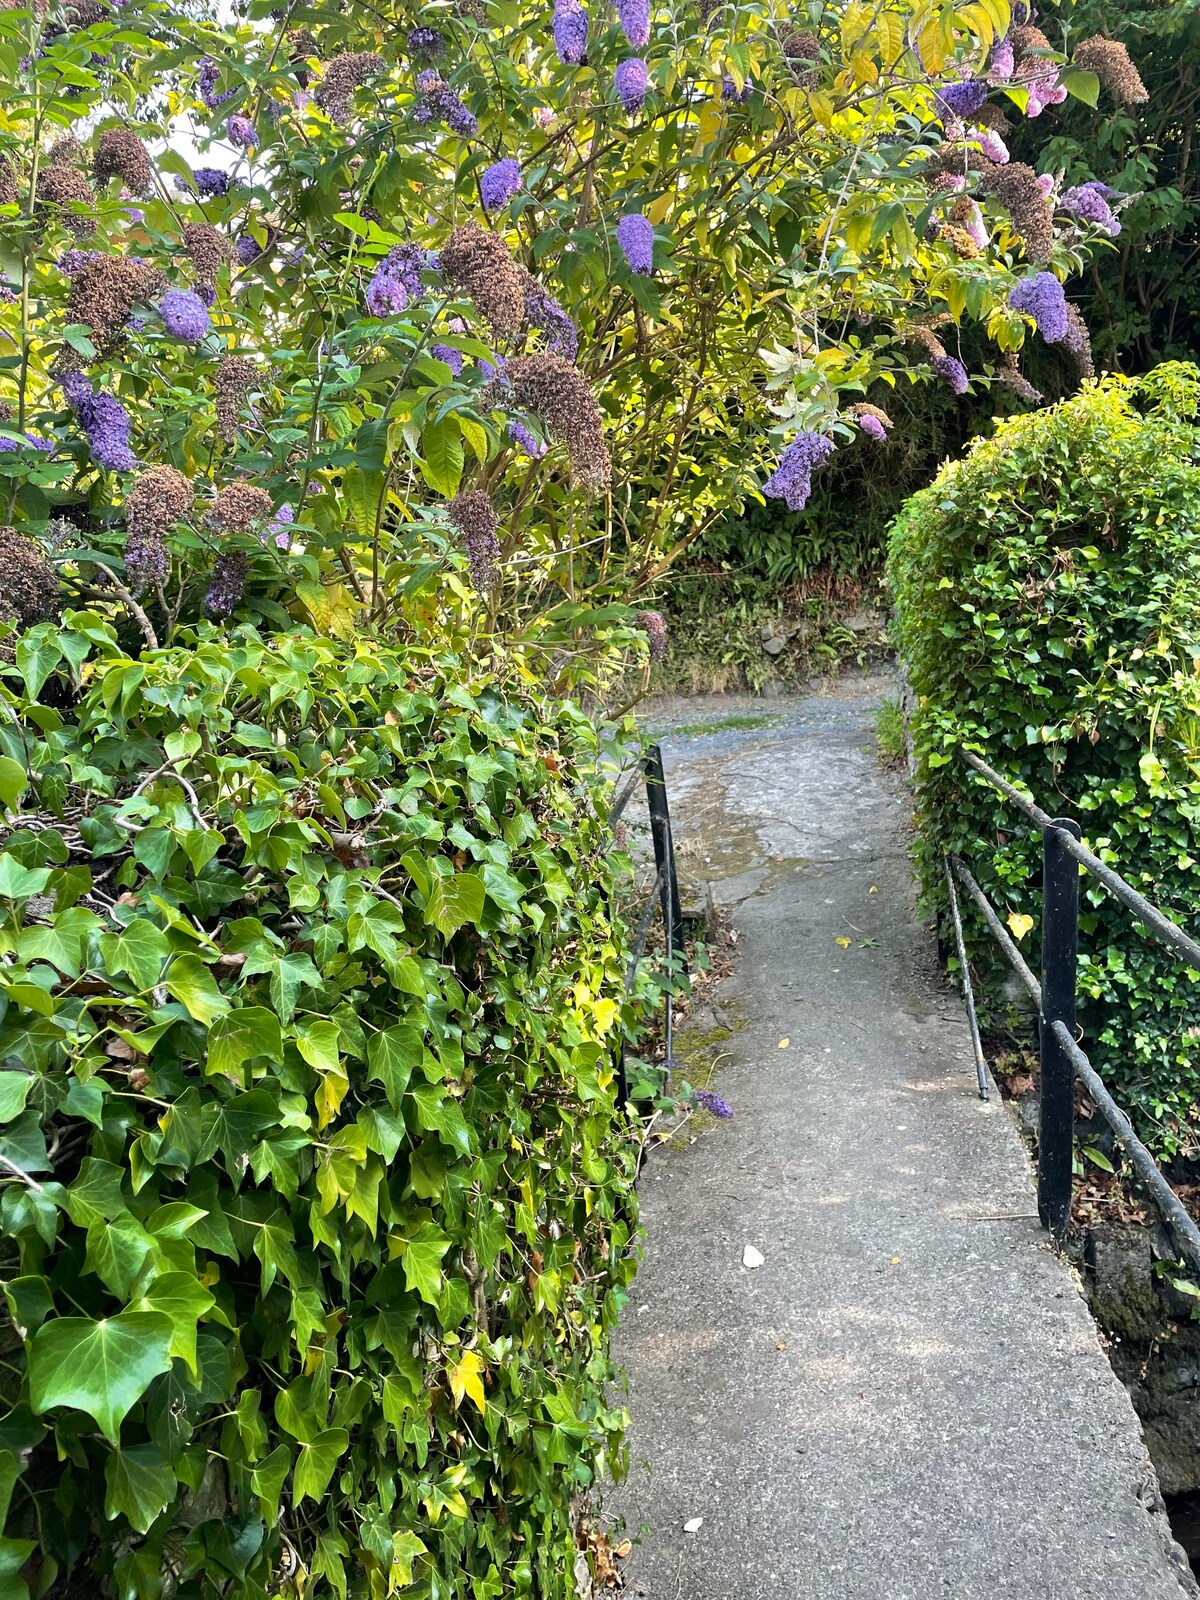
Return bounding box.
[610,681,1196,1600]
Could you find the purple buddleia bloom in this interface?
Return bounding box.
[1058,183,1121,237]
[858,413,887,442]
[0,433,53,454]
[508,420,547,458]
[553,0,588,64]
[63,372,137,471]
[478,354,507,384]
[408,26,445,57]
[722,73,753,102]
[365,242,428,316]
[193,281,216,307]
[936,78,987,118]
[988,37,1014,82]
[431,342,465,373]
[763,429,834,511]
[198,57,235,109]
[414,76,478,135]
[58,248,100,275]
[159,288,211,342]
[693,1086,733,1118]
[617,0,649,48]
[973,126,1009,163]
[124,529,168,591]
[226,114,256,151]
[1009,271,1069,341]
[264,502,294,549]
[416,68,442,94]
[932,353,969,394]
[524,280,578,359]
[188,167,232,198]
[480,157,521,213]
[206,551,247,617]
[637,608,666,658]
[614,57,648,113]
[616,212,654,274]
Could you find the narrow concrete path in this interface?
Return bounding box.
[610,680,1196,1600]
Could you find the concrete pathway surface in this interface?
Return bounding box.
[609,679,1197,1600]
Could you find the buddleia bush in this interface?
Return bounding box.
[0,617,637,1597]
[890,363,1200,1154]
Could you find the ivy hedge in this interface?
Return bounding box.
[889,362,1200,1155]
[0,616,637,1598]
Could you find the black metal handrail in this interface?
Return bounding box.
[947,751,1200,1273]
[612,743,688,1103]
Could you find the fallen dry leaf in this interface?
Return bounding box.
[778,1037,789,1049]
[683,1517,703,1534]
[835,936,852,948]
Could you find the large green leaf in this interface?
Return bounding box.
[367,1024,423,1108]
[133,1272,216,1377]
[0,756,27,815]
[419,416,464,498]
[165,955,230,1026]
[395,1221,450,1307]
[424,872,485,941]
[104,1444,175,1533]
[28,1313,174,1443]
[293,1427,349,1505]
[250,1443,292,1525]
[207,1007,283,1079]
[0,1073,31,1124]
[98,920,170,992]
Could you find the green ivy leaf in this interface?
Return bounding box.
[28,1313,174,1443]
[293,1427,349,1505]
[367,1024,423,1108]
[0,756,27,815]
[104,1443,175,1533]
[251,1443,293,1525]
[98,919,170,992]
[133,1272,216,1378]
[207,1008,283,1079]
[395,1221,451,1307]
[165,955,230,1026]
[425,872,485,941]
[0,1073,31,1124]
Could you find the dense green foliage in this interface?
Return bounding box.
[890,364,1200,1156]
[0,616,637,1597]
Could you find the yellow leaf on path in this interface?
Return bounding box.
[450,1350,487,1416]
[1007,911,1035,942]
[835,936,852,948]
[869,885,878,894]
[778,1038,789,1049]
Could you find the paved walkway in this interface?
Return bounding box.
[609,680,1196,1600]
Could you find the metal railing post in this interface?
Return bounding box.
[1039,818,1081,1240]
[644,743,687,973]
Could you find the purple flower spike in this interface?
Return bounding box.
[858,413,887,442]
[617,0,649,47]
[226,114,256,151]
[615,57,648,113]
[763,429,834,511]
[365,242,428,316]
[159,288,211,342]
[64,373,137,472]
[264,502,294,549]
[1058,182,1121,237]
[553,0,588,64]
[508,420,547,458]
[722,73,753,103]
[189,166,231,198]
[431,342,465,374]
[616,211,654,274]
[936,78,987,119]
[480,157,521,213]
[1009,271,1069,342]
[932,353,969,394]
[693,1087,733,1118]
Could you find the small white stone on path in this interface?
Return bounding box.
[683,1517,704,1534]
[742,1244,765,1269]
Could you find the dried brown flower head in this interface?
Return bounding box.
[0,526,59,629]
[183,222,231,290]
[67,254,162,356]
[996,352,1043,405]
[506,353,611,491]
[316,51,385,119]
[846,402,893,427]
[973,102,1011,133]
[46,135,83,167]
[93,128,153,195]
[124,465,194,540]
[1062,302,1095,381]
[1011,24,1052,62]
[35,164,94,236]
[440,223,525,336]
[940,222,979,259]
[214,356,259,439]
[454,0,485,22]
[906,326,947,360]
[206,482,272,533]
[983,160,1054,262]
[287,28,318,59]
[780,27,819,86]
[0,156,17,209]
[1073,37,1148,105]
[447,490,501,592]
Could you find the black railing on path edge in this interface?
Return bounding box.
[610,743,688,1106]
[944,749,1200,1275]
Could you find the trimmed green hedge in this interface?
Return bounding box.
[889,364,1200,1155]
[0,616,637,1598]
